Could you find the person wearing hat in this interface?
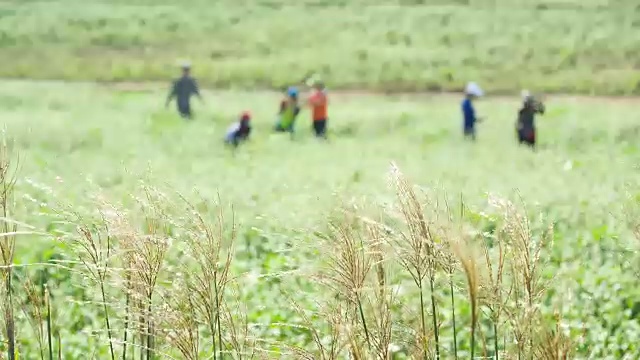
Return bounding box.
[225,111,252,147]
[306,79,328,139]
[516,90,545,148]
[274,86,301,135]
[461,82,484,140]
[165,62,203,119]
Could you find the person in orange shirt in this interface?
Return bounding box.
[306,80,328,138]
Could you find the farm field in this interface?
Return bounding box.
[2,80,640,358]
[0,0,640,93]
[1,0,640,359]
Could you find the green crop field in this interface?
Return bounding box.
[1,0,640,94]
[2,80,640,359]
[1,0,640,359]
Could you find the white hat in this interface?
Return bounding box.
[465,82,484,97]
[521,89,531,100]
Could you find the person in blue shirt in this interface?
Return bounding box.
[461,82,484,140]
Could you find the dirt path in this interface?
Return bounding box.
[4,77,640,103]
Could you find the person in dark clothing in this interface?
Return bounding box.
[165,63,203,119]
[225,111,252,147]
[461,82,484,140]
[516,91,545,148]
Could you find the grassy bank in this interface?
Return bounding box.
[1,0,640,94]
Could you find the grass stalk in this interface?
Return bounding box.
[388,164,444,359]
[102,222,116,360]
[122,273,131,360]
[0,137,17,360]
[45,286,53,360]
[418,285,428,360]
[356,295,371,347]
[100,280,116,360]
[173,195,236,360]
[494,322,499,360]
[450,279,458,359]
[454,240,479,360]
[146,299,152,360]
[20,277,46,360]
[356,234,372,350]
[139,314,144,360]
[159,281,200,360]
[73,224,117,360]
[428,276,440,360]
[323,208,373,355]
[209,304,217,360]
[470,300,477,359]
[214,273,223,360]
[4,293,15,360]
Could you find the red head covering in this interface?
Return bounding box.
[240,111,251,121]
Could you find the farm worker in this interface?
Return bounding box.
[306,79,329,138]
[461,82,484,140]
[165,62,203,119]
[225,111,252,147]
[516,90,545,148]
[274,87,301,134]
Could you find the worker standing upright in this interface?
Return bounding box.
[274,87,301,136]
[166,62,203,119]
[306,80,329,139]
[461,82,484,141]
[516,90,545,149]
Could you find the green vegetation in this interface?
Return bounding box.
[2,80,640,358]
[1,0,640,94]
[2,0,640,358]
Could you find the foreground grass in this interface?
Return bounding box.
[1,0,640,94]
[1,80,640,358]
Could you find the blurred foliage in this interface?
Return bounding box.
[1,0,640,94]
